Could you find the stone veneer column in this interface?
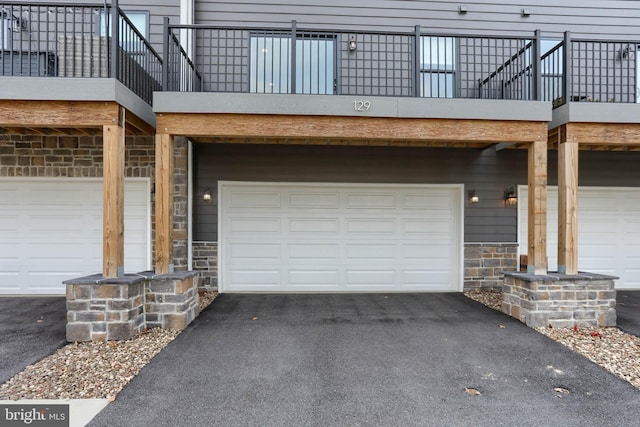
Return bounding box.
[502,271,617,328]
[464,243,518,290]
[64,274,145,342]
[143,271,200,330]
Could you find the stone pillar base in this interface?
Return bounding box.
[142,271,200,330]
[64,274,146,342]
[502,271,617,328]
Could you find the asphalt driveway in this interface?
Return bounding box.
[617,290,640,337]
[90,293,640,427]
[0,297,67,384]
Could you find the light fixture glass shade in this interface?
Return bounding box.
[203,190,212,202]
[503,187,517,206]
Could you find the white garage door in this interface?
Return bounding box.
[219,182,463,292]
[0,178,150,295]
[519,186,640,289]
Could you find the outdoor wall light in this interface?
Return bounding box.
[348,36,357,51]
[619,44,631,60]
[458,6,468,14]
[468,189,479,203]
[521,9,531,17]
[203,189,212,202]
[503,187,518,206]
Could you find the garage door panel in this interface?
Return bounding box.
[403,270,451,286]
[230,218,281,233]
[221,182,462,292]
[230,192,281,209]
[346,193,397,209]
[288,218,339,233]
[229,270,281,285]
[519,186,640,289]
[346,244,396,260]
[346,219,396,234]
[0,179,150,295]
[403,193,451,209]
[403,219,452,235]
[289,192,339,208]
[289,270,339,286]
[288,244,339,259]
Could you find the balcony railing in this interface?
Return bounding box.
[542,32,638,108]
[164,21,543,101]
[0,0,162,104]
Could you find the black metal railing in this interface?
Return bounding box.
[162,17,201,91]
[0,0,162,104]
[164,21,544,100]
[543,32,638,108]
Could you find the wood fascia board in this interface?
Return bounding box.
[0,100,120,128]
[563,122,640,146]
[156,113,547,144]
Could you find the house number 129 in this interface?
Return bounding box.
[354,100,371,111]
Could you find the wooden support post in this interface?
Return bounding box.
[558,141,579,274]
[527,139,548,275]
[155,133,174,274]
[103,107,125,277]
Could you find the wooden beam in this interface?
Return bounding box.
[558,141,579,275]
[563,122,640,146]
[102,107,126,278]
[157,113,548,144]
[155,133,174,274]
[0,100,120,128]
[527,139,548,275]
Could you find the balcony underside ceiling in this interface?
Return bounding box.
[0,100,155,136]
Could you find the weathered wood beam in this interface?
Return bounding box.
[0,100,120,128]
[527,139,548,275]
[558,140,579,275]
[102,107,126,278]
[155,133,174,274]
[157,113,548,144]
[562,122,640,146]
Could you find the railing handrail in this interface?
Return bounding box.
[540,41,564,62]
[118,9,163,65]
[0,1,111,6]
[479,40,534,86]
[168,30,201,79]
[165,22,534,41]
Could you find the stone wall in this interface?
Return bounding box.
[143,271,200,330]
[502,272,617,328]
[192,242,218,288]
[464,243,518,290]
[1,134,189,271]
[65,275,146,342]
[65,271,199,342]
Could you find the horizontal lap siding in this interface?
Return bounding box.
[193,144,640,243]
[195,1,640,39]
[194,144,528,243]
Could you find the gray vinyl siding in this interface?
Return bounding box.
[193,143,640,243]
[120,0,179,55]
[37,0,180,55]
[194,1,640,40]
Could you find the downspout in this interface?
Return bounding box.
[179,0,194,58]
[187,140,193,270]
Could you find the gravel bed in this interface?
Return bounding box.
[465,289,640,390]
[0,290,218,400]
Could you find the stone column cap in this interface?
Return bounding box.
[63,273,147,285]
[502,271,619,282]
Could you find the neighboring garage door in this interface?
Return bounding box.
[519,186,640,289]
[219,182,463,292]
[0,178,150,295]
